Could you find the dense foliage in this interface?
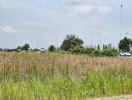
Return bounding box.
[61,34,84,51]
[118,37,132,52]
[0,34,131,57]
[60,34,118,57]
[70,46,118,57]
[101,48,118,57]
[17,43,30,51]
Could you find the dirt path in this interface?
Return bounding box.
[89,95,132,100]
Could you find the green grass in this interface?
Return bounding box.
[0,52,131,99]
[1,70,132,100]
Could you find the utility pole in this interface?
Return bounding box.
[56,25,59,42]
[99,40,102,50]
[120,1,123,35]
[120,0,126,38]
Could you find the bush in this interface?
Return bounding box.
[68,46,118,57]
[101,48,118,57]
[70,46,85,54]
[93,50,101,56]
[85,48,95,55]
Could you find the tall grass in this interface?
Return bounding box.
[0,52,132,99]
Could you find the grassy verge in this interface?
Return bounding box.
[0,52,131,99]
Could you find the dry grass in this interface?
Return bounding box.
[0,52,132,80]
[0,52,132,99]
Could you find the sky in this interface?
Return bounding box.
[0,0,132,49]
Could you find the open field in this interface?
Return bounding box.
[0,52,132,100]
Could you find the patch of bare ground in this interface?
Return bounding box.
[90,95,132,100]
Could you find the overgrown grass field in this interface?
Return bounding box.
[0,52,132,100]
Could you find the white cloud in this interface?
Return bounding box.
[72,4,95,15]
[69,3,112,16]
[96,6,112,13]
[0,25,18,33]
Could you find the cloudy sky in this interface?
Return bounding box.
[0,0,132,49]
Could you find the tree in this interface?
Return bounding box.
[103,44,108,50]
[22,44,30,51]
[61,34,84,51]
[97,44,100,50]
[108,43,112,49]
[48,45,56,52]
[17,43,30,51]
[119,37,132,52]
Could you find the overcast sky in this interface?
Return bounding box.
[0,0,132,49]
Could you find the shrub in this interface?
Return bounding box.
[101,48,118,57]
[93,50,101,56]
[85,48,95,55]
[70,46,85,54]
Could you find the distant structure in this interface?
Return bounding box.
[120,0,128,38]
[120,0,123,35]
[40,48,45,53]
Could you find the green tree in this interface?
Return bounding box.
[48,45,56,52]
[22,44,30,51]
[108,43,112,49]
[97,44,100,50]
[61,34,84,51]
[17,43,30,51]
[119,37,132,52]
[103,44,108,50]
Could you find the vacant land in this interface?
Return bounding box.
[0,52,132,100]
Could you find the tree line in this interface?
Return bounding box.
[49,34,132,56]
[0,34,132,57]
